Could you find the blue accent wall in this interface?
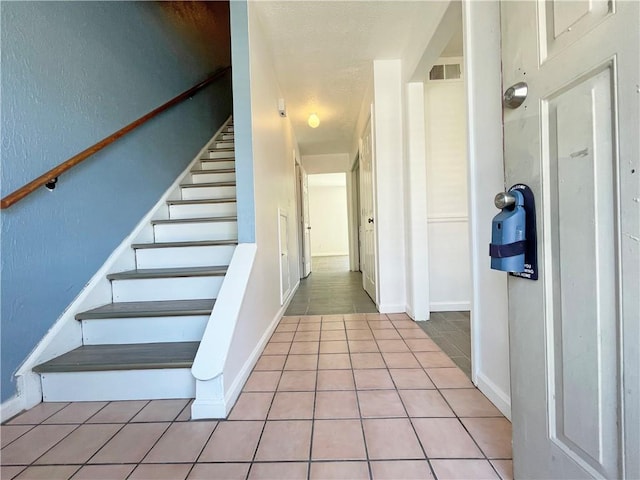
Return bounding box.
[0,1,232,402]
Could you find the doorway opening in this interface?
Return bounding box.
[412,18,472,379]
[308,173,349,269]
[286,172,377,315]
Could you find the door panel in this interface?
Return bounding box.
[547,66,618,475]
[501,0,638,478]
[541,0,612,62]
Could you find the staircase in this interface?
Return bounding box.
[33,120,237,402]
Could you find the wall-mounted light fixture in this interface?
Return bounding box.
[307,113,320,128]
[278,98,287,117]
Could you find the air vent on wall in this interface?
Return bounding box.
[429,63,462,80]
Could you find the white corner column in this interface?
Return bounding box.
[372,59,406,313]
[403,82,430,320]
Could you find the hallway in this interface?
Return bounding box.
[1,313,512,480]
[285,256,378,316]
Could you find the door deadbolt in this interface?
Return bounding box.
[503,82,528,109]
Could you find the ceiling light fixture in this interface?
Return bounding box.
[307,113,320,128]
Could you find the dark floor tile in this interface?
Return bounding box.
[417,313,472,380]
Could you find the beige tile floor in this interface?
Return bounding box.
[1,313,512,480]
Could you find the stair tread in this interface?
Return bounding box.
[76,299,215,320]
[132,239,237,249]
[181,184,235,190]
[167,197,236,206]
[34,342,199,373]
[207,147,234,152]
[198,157,235,163]
[201,154,235,159]
[188,168,236,176]
[107,265,227,280]
[152,216,237,225]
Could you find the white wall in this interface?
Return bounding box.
[308,174,349,257]
[222,2,300,397]
[302,153,350,174]
[425,77,471,311]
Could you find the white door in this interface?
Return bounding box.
[360,117,377,303]
[296,164,312,278]
[501,1,638,478]
[278,209,291,304]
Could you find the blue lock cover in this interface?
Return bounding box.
[490,190,526,272]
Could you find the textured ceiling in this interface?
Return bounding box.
[252,1,450,156]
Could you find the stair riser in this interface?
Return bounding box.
[205,150,235,159]
[220,134,234,141]
[82,315,209,345]
[111,275,224,302]
[168,202,237,220]
[40,369,195,401]
[225,126,234,133]
[154,221,237,242]
[193,160,235,172]
[213,141,234,149]
[189,171,236,184]
[182,185,236,201]
[135,244,236,269]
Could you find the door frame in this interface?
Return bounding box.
[294,157,311,279]
[461,1,511,418]
[348,156,361,273]
[359,114,379,305]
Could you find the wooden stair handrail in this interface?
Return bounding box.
[1,66,231,209]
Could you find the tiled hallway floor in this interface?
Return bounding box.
[1,313,512,480]
[285,256,378,315]
[417,312,472,379]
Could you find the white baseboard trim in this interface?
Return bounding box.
[191,399,226,419]
[311,253,349,257]
[406,304,430,321]
[377,303,406,314]
[430,301,471,312]
[191,280,299,419]
[406,305,416,320]
[221,282,299,415]
[476,371,511,420]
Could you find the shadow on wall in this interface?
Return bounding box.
[0,1,232,402]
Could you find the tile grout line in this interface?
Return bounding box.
[343,314,374,480]
[184,415,222,480]
[305,314,327,479]
[380,315,440,479]
[244,316,296,480]
[387,323,441,479]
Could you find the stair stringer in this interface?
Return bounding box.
[3,121,231,420]
[191,243,299,419]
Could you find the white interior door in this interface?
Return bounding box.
[501,1,638,478]
[360,117,377,303]
[296,164,312,278]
